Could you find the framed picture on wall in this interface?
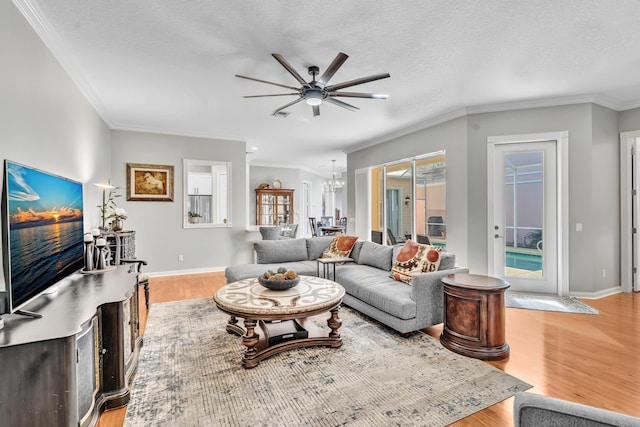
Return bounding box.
[126,163,174,201]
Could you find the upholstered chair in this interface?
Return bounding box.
[514,392,640,427]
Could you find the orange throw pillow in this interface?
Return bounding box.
[390,240,442,284]
[322,233,359,258]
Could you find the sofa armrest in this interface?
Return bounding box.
[410,267,469,325]
[514,392,640,427]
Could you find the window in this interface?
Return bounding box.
[183,159,231,228]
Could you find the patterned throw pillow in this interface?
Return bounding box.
[390,240,442,284]
[322,233,359,258]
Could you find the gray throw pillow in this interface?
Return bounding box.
[306,236,334,260]
[357,241,393,271]
[259,226,282,240]
[439,253,455,270]
[349,241,364,263]
[254,239,308,264]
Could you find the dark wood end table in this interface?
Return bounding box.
[440,273,511,360]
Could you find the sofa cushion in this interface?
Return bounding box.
[254,239,308,264]
[438,252,455,270]
[390,240,443,284]
[336,264,416,320]
[306,236,334,260]
[357,241,394,271]
[322,233,358,258]
[350,241,364,263]
[226,261,317,283]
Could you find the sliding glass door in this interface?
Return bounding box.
[368,151,446,246]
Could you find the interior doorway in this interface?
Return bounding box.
[620,130,640,292]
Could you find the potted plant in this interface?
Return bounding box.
[111,208,128,232]
[97,186,122,230]
[188,211,202,224]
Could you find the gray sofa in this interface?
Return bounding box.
[225,236,468,334]
[514,392,640,426]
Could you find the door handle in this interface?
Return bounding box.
[494,234,503,239]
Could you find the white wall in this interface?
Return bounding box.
[591,104,620,292]
[348,103,622,295]
[110,130,248,273]
[1,2,111,289]
[619,107,640,132]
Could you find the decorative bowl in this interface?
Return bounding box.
[258,275,300,290]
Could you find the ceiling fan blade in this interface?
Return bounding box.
[325,72,391,92]
[316,52,349,88]
[312,105,320,116]
[243,93,299,98]
[324,97,360,112]
[235,74,299,91]
[329,91,389,99]
[272,54,310,87]
[272,97,304,115]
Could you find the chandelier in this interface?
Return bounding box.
[324,160,344,193]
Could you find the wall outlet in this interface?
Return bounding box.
[178,254,184,262]
[602,269,606,278]
[576,223,583,232]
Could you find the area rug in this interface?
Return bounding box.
[125,298,531,427]
[506,291,599,314]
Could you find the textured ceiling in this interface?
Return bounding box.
[16,0,640,177]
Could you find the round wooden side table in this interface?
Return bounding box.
[440,273,510,360]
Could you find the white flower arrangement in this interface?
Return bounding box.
[114,208,128,221]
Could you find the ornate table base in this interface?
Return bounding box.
[225,305,342,369]
[213,276,345,369]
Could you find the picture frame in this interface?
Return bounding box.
[126,163,174,201]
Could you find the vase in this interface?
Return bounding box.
[112,219,123,232]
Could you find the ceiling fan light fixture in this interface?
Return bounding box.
[305,91,324,106]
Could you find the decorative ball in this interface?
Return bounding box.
[258,268,300,290]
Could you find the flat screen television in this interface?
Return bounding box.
[1,160,84,316]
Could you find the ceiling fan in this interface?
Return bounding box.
[235,52,390,117]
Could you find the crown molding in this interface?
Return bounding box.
[617,99,640,112]
[110,123,246,145]
[347,94,638,154]
[14,0,114,127]
[345,107,469,154]
[248,161,327,178]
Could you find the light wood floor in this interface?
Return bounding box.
[98,272,640,426]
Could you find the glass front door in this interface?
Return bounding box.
[491,141,557,293]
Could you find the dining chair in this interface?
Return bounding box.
[308,217,318,237]
[121,259,150,310]
[386,228,407,245]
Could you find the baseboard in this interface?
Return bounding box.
[146,266,227,278]
[570,286,624,299]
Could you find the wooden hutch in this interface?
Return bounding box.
[255,188,294,225]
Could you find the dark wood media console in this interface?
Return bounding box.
[0,266,142,427]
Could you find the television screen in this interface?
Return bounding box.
[3,160,84,312]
